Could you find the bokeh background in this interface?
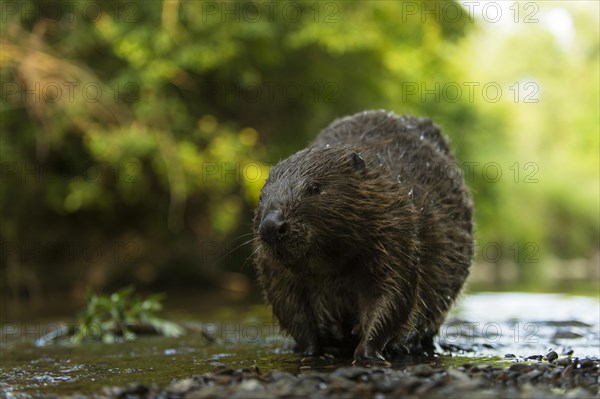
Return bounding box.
[1,0,598,318]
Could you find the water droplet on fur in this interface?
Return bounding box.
[426,162,430,168]
[408,188,414,199]
[325,144,331,148]
[419,133,425,140]
[397,175,402,184]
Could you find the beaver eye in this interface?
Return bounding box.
[307,182,321,195]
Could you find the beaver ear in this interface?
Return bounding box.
[349,152,366,172]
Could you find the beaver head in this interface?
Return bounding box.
[254,146,394,273]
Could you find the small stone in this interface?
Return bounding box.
[525,355,543,361]
[238,379,263,392]
[472,364,492,372]
[412,364,433,377]
[523,369,543,381]
[212,375,231,385]
[546,351,559,363]
[328,377,354,391]
[331,367,370,380]
[579,358,595,368]
[213,363,233,375]
[268,370,296,382]
[447,367,470,382]
[509,363,532,372]
[373,379,396,393]
[561,364,574,379]
[495,370,510,381]
[167,378,195,394]
[565,387,595,398]
[186,385,219,399]
[556,357,573,367]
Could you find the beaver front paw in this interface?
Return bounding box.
[352,341,391,367]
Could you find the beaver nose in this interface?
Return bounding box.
[259,211,289,243]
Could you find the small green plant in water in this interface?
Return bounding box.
[35,287,185,346]
[71,286,184,344]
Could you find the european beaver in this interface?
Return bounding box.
[253,110,473,366]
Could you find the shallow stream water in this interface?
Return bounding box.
[1,292,598,397]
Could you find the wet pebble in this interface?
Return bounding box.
[579,358,595,369]
[213,363,234,375]
[330,366,371,380]
[410,364,434,376]
[556,357,574,366]
[166,377,195,394]
[446,367,469,381]
[562,364,574,379]
[525,354,543,361]
[547,351,559,362]
[237,378,263,392]
[509,363,533,372]
[523,369,544,381]
[471,364,493,372]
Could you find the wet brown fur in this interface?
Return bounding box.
[253,110,473,365]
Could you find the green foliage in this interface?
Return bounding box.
[72,286,184,344]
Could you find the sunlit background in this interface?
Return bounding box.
[1,0,598,319]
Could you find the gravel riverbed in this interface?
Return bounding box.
[103,354,599,399]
